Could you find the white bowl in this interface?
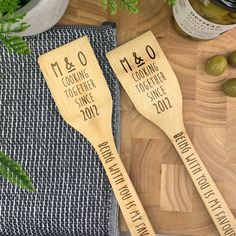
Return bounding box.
[17,0,69,36]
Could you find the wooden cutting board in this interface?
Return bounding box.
[59,1,236,235]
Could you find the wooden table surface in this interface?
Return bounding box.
[60,1,236,235]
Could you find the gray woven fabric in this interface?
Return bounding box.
[0,24,119,236]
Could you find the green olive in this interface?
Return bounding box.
[228,51,236,68]
[200,5,217,18]
[230,12,236,19]
[223,79,236,97]
[205,55,228,76]
[230,18,236,24]
[228,16,236,24]
[191,0,205,17]
[209,15,233,25]
[200,3,229,20]
[205,2,229,17]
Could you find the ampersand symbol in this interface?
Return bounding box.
[133,52,145,67]
[64,57,75,72]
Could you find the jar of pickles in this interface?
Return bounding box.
[173,0,236,40]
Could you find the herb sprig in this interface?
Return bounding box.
[101,0,176,15]
[166,0,176,6]
[101,0,139,15]
[0,0,30,54]
[0,151,35,192]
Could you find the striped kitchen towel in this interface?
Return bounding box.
[0,23,119,236]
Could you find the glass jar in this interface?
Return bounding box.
[173,0,236,40]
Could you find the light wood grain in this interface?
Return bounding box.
[160,164,192,212]
[59,1,236,235]
[106,31,236,236]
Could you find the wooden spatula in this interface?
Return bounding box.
[107,31,236,236]
[38,36,155,236]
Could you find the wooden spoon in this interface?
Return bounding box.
[38,36,155,236]
[106,31,236,236]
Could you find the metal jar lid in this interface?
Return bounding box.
[211,0,236,12]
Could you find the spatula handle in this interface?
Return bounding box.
[94,137,155,236]
[169,128,236,236]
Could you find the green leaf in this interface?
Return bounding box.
[166,0,176,6]
[0,0,30,54]
[0,151,35,192]
[99,0,139,15]
[0,0,21,15]
[0,21,29,34]
[109,0,118,15]
[119,0,140,14]
[0,13,26,24]
[0,34,30,54]
[101,0,109,9]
